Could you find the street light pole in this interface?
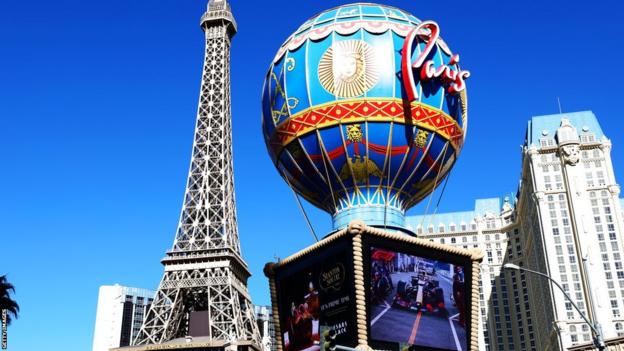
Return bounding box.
[503,263,606,350]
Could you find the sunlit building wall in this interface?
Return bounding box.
[408,111,624,350]
[92,285,155,351]
[255,305,277,351]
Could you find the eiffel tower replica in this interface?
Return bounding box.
[132,1,261,349]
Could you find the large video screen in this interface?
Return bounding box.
[275,239,356,351]
[369,246,468,351]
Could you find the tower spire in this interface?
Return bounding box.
[133,1,261,348]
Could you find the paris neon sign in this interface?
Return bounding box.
[402,20,470,101]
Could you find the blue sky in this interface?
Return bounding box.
[1,0,623,350]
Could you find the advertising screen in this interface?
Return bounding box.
[369,246,468,351]
[275,238,356,351]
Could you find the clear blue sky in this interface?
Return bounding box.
[1,0,623,350]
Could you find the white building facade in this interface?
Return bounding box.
[255,305,277,351]
[408,111,624,350]
[92,285,155,351]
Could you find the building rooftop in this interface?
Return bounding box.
[100,284,156,299]
[525,111,604,147]
[407,197,509,232]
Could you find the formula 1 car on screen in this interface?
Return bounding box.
[392,273,448,317]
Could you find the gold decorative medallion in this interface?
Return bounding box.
[346,124,363,143]
[318,40,379,98]
[415,130,429,148]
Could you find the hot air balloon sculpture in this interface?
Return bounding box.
[261,3,469,231]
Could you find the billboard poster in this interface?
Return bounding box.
[369,246,468,351]
[275,238,356,351]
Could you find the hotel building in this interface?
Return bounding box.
[92,285,155,351]
[408,111,624,350]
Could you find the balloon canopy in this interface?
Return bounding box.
[261,3,469,231]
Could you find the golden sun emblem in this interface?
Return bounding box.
[318,40,379,98]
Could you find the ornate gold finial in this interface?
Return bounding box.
[346,124,363,143]
[415,129,429,148]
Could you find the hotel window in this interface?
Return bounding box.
[450,224,456,232]
[597,171,605,185]
[471,223,477,230]
[428,225,433,234]
[544,175,552,190]
[586,172,594,187]
[555,174,563,189]
[438,224,445,233]
[581,134,595,143]
[461,223,467,231]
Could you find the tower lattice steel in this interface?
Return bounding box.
[134,1,261,348]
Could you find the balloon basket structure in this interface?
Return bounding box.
[264,220,483,351]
